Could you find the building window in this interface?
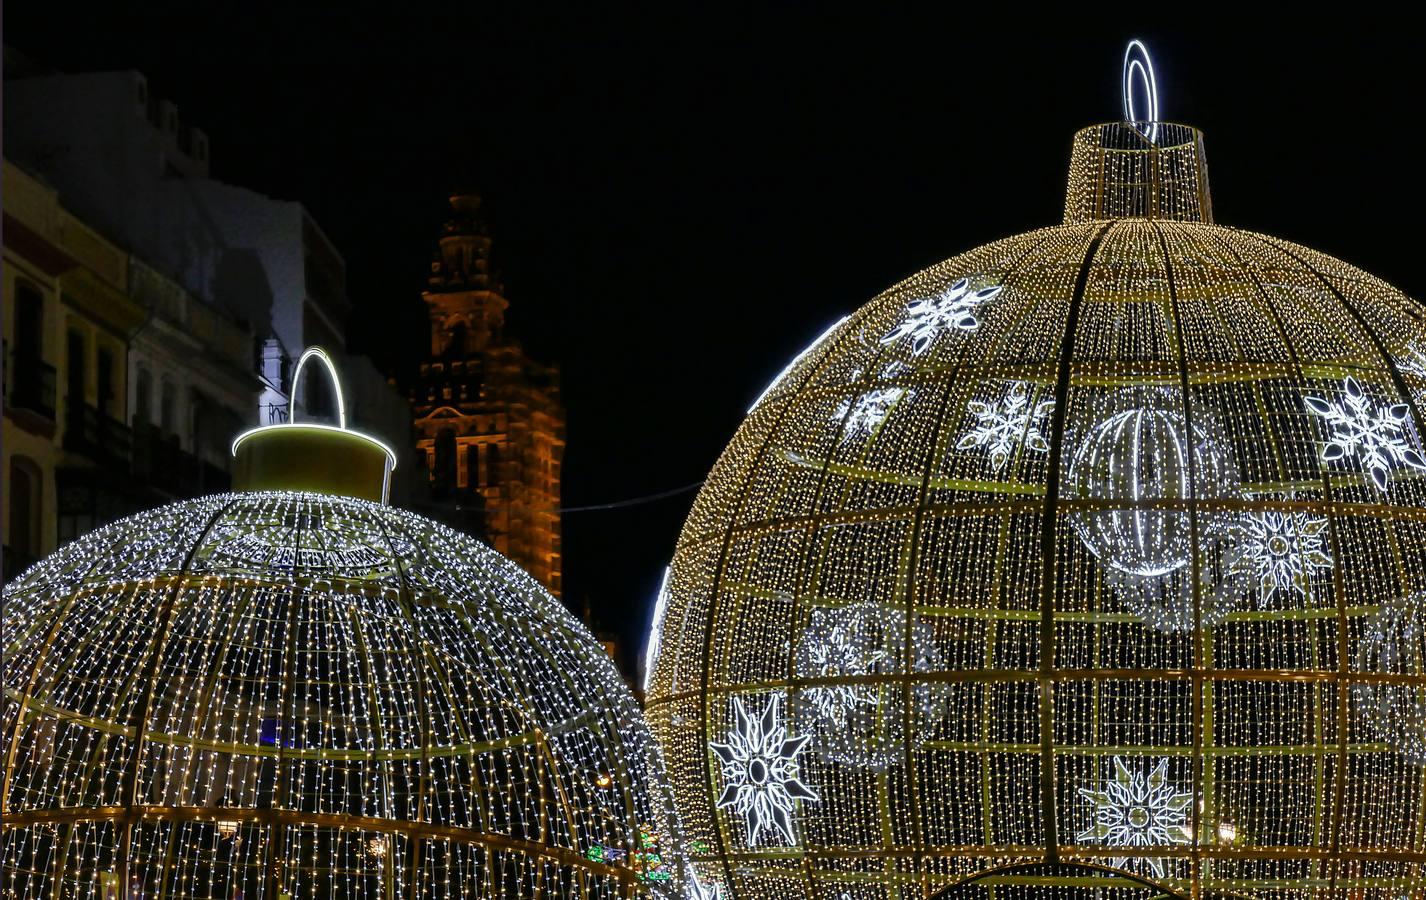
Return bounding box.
[66,329,86,416]
[135,368,153,428]
[487,444,501,485]
[160,380,176,436]
[10,281,52,417]
[434,429,457,491]
[97,347,116,419]
[190,391,209,460]
[14,281,43,355]
[8,456,44,560]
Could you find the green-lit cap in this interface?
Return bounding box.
[231,347,397,504]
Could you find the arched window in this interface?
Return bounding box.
[8,456,44,560]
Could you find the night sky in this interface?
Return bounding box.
[6,9,1424,672]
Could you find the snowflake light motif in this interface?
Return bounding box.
[798,610,886,730]
[794,603,944,769]
[956,381,1055,471]
[710,694,819,845]
[1227,510,1333,605]
[1304,376,1426,491]
[880,278,1003,356]
[1077,756,1193,881]
[1353,591,1426,765]
[835,387,906,442]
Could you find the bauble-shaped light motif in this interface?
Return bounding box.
[1065,389,1243,631]
[1,492,686,898]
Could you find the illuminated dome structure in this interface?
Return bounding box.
[644,45,1426,898]
[1,350,685,898]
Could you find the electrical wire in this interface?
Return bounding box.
[558,480,705,513]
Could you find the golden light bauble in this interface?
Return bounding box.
[645,118,1426,898]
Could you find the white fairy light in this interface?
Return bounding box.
[1226,509,1333,605]
[1304,376,1426,492]
[1,491,687,898]
[1065,390,1243,631]
[710,694,819,846]
[834,387,906,441]
[642,44,1426,899]
[1122,39,1160,143]
[879,278,1002,356]
[749,316,850,413]
[1077,757,1192,880]
[1398,340,1426,379]
[686,870,725,900]
[643,566,673,692]
[797,613,885,730]
[956,380,1054,471]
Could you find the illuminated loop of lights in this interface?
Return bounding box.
[1122,39,1159,143]
[229,345,399,470]
[289,346,347,428]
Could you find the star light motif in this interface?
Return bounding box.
[1227,510,1333,605]
[710,694,819,845]
[835,387,906,442]
[1077,756,1193,880]
[956,381,1055,471]
[1305,376,1426,491]
[880,277,1003,356]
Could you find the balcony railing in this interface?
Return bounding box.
[7,354,57,421]
[131,424,231,498]
[63,403,131,467]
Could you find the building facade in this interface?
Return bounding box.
[411,195,565,595]
[2,159,256,579]
[3,68,406,441]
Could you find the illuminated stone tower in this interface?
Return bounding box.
[411,194,566,595]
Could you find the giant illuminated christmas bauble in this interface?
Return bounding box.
[644,54,1426,899]
[1,350,685,899]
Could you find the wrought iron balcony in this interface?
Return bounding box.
[6,354,56,421]
[62,402,131,467]
[130,424,231,498]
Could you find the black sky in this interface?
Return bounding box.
[7,7,1424,671]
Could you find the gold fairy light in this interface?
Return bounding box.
[645,42,1426,898]
[1,349,686,898]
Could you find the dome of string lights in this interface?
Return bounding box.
[643,43,1426,899]
[1,349,686,899]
